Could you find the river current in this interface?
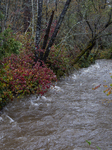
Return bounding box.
[0,59,112,150]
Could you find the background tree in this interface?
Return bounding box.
[23,0,31,32]
[0,0,112,64]
[54,0,112,64]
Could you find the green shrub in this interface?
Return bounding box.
[97,47,112,59]
[0,28,22,60]
[78,52,95,68]
[46,45,72,78]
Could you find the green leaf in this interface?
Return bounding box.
[110,84,112,86]
[86,140,91,146]
[96,146,101,150]
[0,98,2,101]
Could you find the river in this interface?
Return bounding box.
[0,59,112,150]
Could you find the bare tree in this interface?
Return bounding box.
[23,0,31,32]
[71,0,112,64]
[56,0,112,65]
[35,0,72,63]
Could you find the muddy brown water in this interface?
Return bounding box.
[0,59,112,150]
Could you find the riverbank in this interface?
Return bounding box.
[0,42,112,110]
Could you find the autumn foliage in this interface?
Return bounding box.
[92,77,112,96]
[0,45,57,110]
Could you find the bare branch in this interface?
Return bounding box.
[43,0,72,62]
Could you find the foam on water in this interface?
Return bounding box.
[0,117,3,122]
[50,85,64,92]
[16,137,27,141]
[6,115,14,123]
[72,74,77,80]
[81,63,100,75]
[31,100,40,106]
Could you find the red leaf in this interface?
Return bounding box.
[92,84,101,90]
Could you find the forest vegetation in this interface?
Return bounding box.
[0,0,112,110]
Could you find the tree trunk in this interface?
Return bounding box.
[4,0,10,30]
[23,0,31,32]
[72,8,112,65]
[39,10,54,61]
[31,0,34,36]
[43,0,72,63]
[72,39,96,65]
[35,0,43,62]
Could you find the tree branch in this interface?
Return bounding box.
[43,0,72,62]
[39,10,54,60]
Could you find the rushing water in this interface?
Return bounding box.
[0,59,112,150]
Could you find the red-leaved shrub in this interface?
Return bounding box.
[0,46,57,109]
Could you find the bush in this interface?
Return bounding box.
[0,28,22,60]
[0,47,57,110]
[96,46,112,59]
[46,45,72,78]
[78,52,96,68]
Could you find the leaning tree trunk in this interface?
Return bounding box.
[72,10,112,65]
[39,10,54,61]
[72,39,96,65]
[43,0,72,63]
